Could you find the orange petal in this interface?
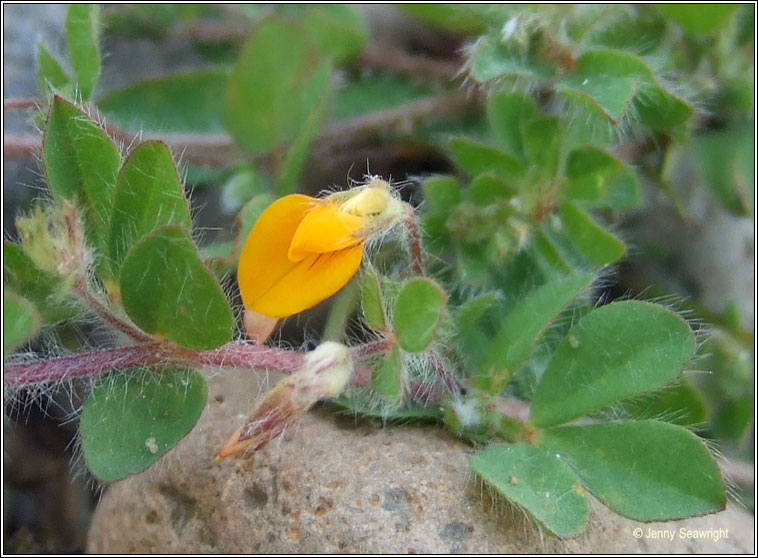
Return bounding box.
[237,194,318,315]
[249,246,363,318]
[288,202,366,262]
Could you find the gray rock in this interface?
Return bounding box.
[87,368,754,554]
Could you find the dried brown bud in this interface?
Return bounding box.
[217,342,353,459]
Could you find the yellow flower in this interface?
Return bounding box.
[237,179,404,318]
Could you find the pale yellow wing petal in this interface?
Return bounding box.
[288,202,366,262]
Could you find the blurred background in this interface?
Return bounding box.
[3,4,754,553]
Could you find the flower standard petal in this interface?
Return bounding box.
[237,194,318,315]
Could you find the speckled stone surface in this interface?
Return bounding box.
[87,368,754,554]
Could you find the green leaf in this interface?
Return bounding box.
[3,241,77,324]
[558,49,692,128]
[362,268,387,330]
[297,5,367,63]
[65,4,101,100]
[109,141,192,274]
[97,70,228,133]
[532,229,573,275]
[393,277,447,353]
[487,91,538,159]
[623,382,707,427]
[539,421,726,521]
[559,201,625,266]
[572,49,654,80]
[42,96,121,264]
[598,168,641,210]
[476,273,593,393]
[562,104,617,150]
[275,69,332,195]
[469,174,516,204]
[4,291,42,357]
[468,36,549,83]
[454,292,500,372]
[449,138,525,181]
[236,195,275,250]
[36,43,71,97]
[322,277,360,342]
[422,175,462,248]
[422,175,462,215]
[531,301,696,428]
[523,117,563,177]
[203,193,275,270]
[558,74,638,123]
[80,367,207,481]
[470,443,589,538]
[537,219,595,274]
[119,226,234,350]
[661,4,737,34]
[223,18,331,154]
[713,394,754,442]
[371,346,403,405]
[102,4,181,39]
[634,85,693,129]
[584,8,666,54]
[401,4,490,34]
[333,73,435,122]
[691,122,754,216]
[220,166,271,213]
[564,147,622,202]
[332,390,442,421]
[698,328,754,400]
[181,165,230,191]
[455,292,499,333]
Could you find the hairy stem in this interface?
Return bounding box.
[4,345,172,387]
[3,133,39,159]
[73,280,154,344]
[4,98,41,111]
[349,336,395,360]
[426,351,465,394]
[5,337,397,389]
[403,205,425,276]
[197,342,304,371]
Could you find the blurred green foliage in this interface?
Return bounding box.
[5,3,753,539]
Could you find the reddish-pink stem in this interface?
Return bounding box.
[73,280,154,344]
[427,351,465,394]
[4,338,396,389]
[4,345,171,387]
[3,133,38,159]
[197,342,304,371]
[350,336,395,361]
[404,206,425,276]
[4,98,40,111]
[409,380,449,404]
